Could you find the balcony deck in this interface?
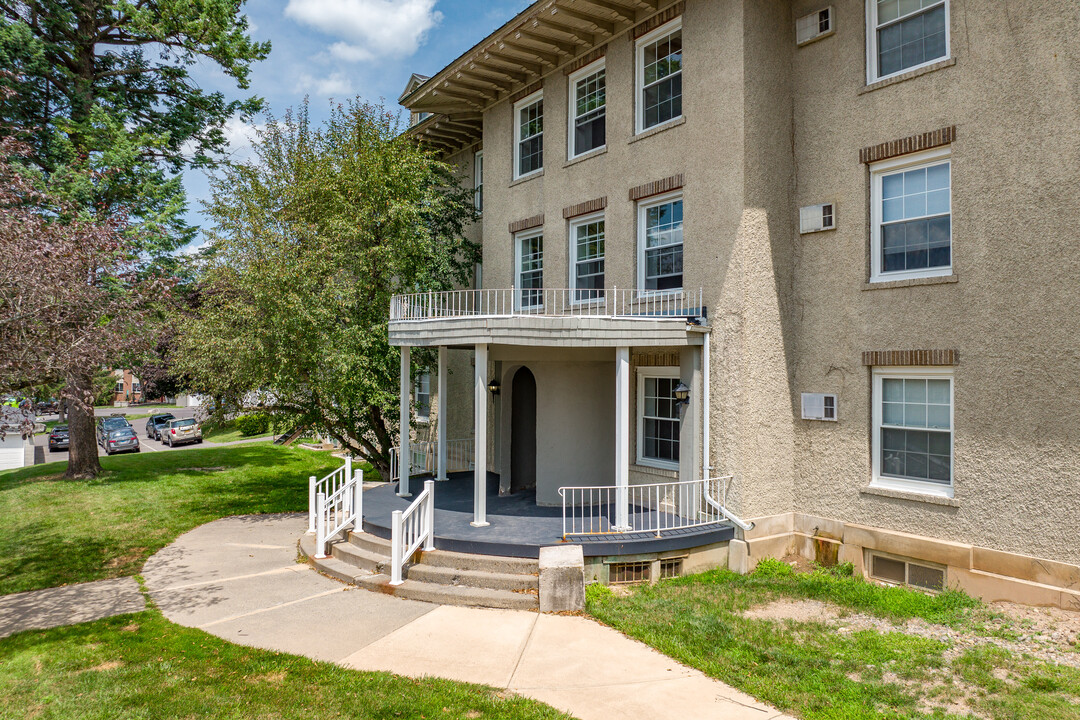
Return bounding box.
[361,472,735,559]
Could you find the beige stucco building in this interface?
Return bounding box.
[389,0,1080,607]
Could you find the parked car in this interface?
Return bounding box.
[97,415,132,446]
[103,427,140,455]
[47,425,69,452]
[163,418,202,447]
[145,413,176,440]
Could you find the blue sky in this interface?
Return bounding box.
[181,0,528,252]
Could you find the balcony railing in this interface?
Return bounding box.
[390,287,705,322]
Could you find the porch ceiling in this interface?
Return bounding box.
[388,316,707,348]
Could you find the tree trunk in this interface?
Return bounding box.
[65,372,100,480]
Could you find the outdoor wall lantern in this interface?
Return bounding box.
[488,379,501,396]
[673,382,690,406]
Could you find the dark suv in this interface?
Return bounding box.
[96,415,132,446]
[47,425,69,452]
[145,413,175,440]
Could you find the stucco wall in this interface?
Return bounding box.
[787,0,1080,564]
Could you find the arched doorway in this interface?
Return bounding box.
[510,367,537,493]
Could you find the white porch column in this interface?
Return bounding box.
[614,346,631,531]
[398,346,412,498]
[437,346,448,482]
[472,343,489,526]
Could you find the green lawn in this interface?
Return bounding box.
[0,445,341,595]
[203,421,274,444]
[586,560,1080,720]
[0,609,569,720]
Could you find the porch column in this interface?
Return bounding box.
[437,346,448,482]
[398,346,411,498]
[614,346,631,531]
[472,343,489,526]
[679,345,704,516]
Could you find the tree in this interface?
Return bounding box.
[0,0,269,253]
[0,135,166,478]
[177,100,479,478]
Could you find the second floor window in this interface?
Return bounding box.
[570,62,606,158]
[570,214,604,302]
[516,230,544,309]
[869,0,948,82]
[514,92,543,178]
[639,193,683,292]
[474,151,483,213]
[870,148,951,282]
[637,21,682,133]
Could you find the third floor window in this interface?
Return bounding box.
[514,92,543,179]
[569,61,606,158]
[868,0,949,82]
[636,20,682,133]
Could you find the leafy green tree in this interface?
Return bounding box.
[178,100,479,477]
[0,0,269,253]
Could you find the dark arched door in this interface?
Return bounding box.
[510,367,537,493]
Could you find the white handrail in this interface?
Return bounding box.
[390,479,435,585]
[390,438,474,482]
[390,287,706,322]
[558,476,739,539]
[313,461,364,558]
[309,456,353,534]
[703,475,756,533]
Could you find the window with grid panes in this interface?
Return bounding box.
[637,23,682,132]
[640,374,680,466]
[515,94,543,178]
[876,371,952,486]
[571,215,604,302]
[640,195,683,291]
[870,0,948,81]
[571,64,606,157]
[871,148,951,281]
[516,231,543,309]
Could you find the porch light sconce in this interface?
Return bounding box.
[488,379,501,396]
[672,382,691,406]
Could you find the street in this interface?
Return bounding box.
[41,404,239,458]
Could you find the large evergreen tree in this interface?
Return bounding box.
[0,0,269,252]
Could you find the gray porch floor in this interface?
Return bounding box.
[361,472,734,559]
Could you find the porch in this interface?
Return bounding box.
[363,471,737,559]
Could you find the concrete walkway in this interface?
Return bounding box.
[140,513,793,720]
[0,577,145,638]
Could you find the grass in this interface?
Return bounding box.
[0,608,569,720]
[202,421,274,444]
[0,444,341,595]
[586,559,1080,720]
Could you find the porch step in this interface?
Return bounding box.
[300,531,539,610]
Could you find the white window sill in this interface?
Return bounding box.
[509,170,543,188]
[564,146,607,169]
[864,478,956,505]
[869,266,953,285]
[634,458,679,473]
[631,462,678,478]
[860,57,956,95]
[862,274,957,291]
[629,116,685,145]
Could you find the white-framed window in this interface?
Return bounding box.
[637,191,683,292]
[513,91,543,179]
[115,379,124,393]
[569,212,605,303]
[568,59,606,158]
[515,229,543,309]
[870,147,951,282]
[415,373,431,422]
[636,19,682,133]
[867,0,949,83]
[871,366,953,497]
[473,150,483,213]
[637,367,681,469]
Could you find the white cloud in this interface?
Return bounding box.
[179,116,264,161]
[297,72,355,97]
[284,0,442,61]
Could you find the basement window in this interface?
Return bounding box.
[609,561,651,584]
[868,551,945,591]
[658,558,683,579]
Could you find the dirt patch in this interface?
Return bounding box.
[780,553,816,574]
[121,623,140,633]
[105,549,147,569]
[248,671,286,684]
[82,660,123,672]
[742,599,843,624]
[184,466,227,473]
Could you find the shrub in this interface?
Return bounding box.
[751,557,794,578]
[234,413,271,437]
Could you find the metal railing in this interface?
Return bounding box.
[390,287,705,322]
[559,476,743,539]
[310,457,364,558]
[390,438,474,482]
[390,479,435,585]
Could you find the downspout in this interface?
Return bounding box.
[702,328,755,533]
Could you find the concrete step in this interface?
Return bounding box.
[348,531,539,575]
[347,530,393,555]
[356,573,539,611]
[331,541,389,575]
[407,562,538,592]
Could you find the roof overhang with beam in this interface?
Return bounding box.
[404,0,669,156]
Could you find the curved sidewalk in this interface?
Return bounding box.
[142,513,793,720]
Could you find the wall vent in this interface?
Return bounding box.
[869,552,946,592]
[801,393,837,421]
[796,7,834,46]
[658,558,684,580]
[800,202,836,233]
[609,561,650,584]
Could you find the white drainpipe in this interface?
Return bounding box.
[703,329,711,477]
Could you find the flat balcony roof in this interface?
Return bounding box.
[388,288,708,348]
